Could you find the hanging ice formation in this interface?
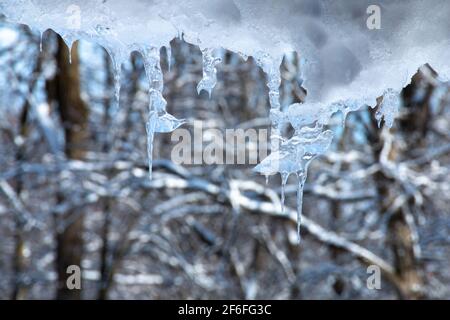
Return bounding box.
[3,0,450,244]
[197,48,222,98]
[140,46,185,179]
[252,51,335,242]
[103,44,126,116]
[375,89,401,128]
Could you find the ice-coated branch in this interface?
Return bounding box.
[0,180,44,230]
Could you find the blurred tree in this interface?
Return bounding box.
[46,35,88,300]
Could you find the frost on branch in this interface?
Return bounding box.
[2,0,450,242]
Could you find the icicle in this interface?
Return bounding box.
[39,31,43,52]
[141,47,164,98]
[375,89,400,128]
[146,116,156,180]
[141,46,162,179]
[255,123,334,244]
[165,45,172,72]
[296,172,307,243]
[113,70,121,110]
[280,172,289,213]
[95,25,126,110]
[254,52,283,152]
[68,42,73,64]
[104,47,124,116]
[61,35,75,64]
[141,46,185,179]
[255,52,282,111]
[145,110,185,180]
[197,48,221,98]
[265,175,269,185]
[111,59,122,114]
[254,53,285,195]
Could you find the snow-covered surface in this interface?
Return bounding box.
[1,0,450,241]
[3,0,450,103]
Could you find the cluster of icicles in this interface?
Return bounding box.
[45,32,398,244]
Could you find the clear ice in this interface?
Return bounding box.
[141,46,185,179]
[197,48,221,98]
[253,51,337,242]
[375,89,401,128]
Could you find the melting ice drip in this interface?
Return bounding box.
[103,44,127,116]
[252,52,333,242]
[140,46,186,179]
[254,52,284,152]
[138,45,224,180]
[252,53,400,243]
[143,46,224,179]
[375,88,400,128]
[254,122,334,242]
[197,48,221,98]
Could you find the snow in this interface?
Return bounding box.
[0,26,18,47]
[2,0,450,242]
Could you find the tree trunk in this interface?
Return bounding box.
[46,35,89,300]
[367,65,435,299]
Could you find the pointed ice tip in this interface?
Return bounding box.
[109,100,120,118]
[297,223,302,244]
[39,32,43,52]
[196,85,212,98]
